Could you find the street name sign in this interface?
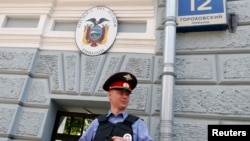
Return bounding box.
[177,0,228,32]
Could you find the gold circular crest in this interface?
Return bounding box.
[75,7,118,56]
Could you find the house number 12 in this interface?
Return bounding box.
[191,0,212,11]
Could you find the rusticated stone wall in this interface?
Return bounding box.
[0,48,160,140]
[0,0,250,141]
[155,0,250,141]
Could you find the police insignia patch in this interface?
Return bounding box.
[123,74,132,81]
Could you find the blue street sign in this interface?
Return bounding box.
[177,0,228,32]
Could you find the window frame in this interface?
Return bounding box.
[51,111,98,141]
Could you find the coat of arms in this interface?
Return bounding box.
[83,18,109,47]
[75,7,118,56]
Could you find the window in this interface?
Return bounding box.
[3,17,39,28]
[51,111,98,141]
[118,21,147,33]
[50,20,146,33]
[53,22,77,31]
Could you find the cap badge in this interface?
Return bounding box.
[124,74,132,81]
[123,83,129,88]
[123,133,132,141]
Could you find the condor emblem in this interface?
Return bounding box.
[75,7,118,56]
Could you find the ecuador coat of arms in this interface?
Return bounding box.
[75,7,118,55]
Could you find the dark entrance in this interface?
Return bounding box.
[51,111,98,141]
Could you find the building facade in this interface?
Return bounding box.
[0,0,250,141]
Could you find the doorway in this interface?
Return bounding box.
[51,111,98,141]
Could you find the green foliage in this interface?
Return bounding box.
[63,116,93,135]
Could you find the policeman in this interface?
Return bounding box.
[79,72,153,141]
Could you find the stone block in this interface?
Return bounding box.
[22,78,50,107]
[12,107,48,140]
[0,75,29,104]
[219,54,250,84]
[31,51,64,94]
[127,84,152,115]
[120,54,154,83]
[80,54,106,95]
[228,0,250,24]
[176,26,250,53]
[0,48,37,75]
[0,104,20,137]
[175,55,217,84]
[94,53,124,96]
[63,52,80,95]
[174,86,250,116]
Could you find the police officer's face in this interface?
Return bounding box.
[109,89,130,110]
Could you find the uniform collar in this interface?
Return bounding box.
[107,111,128,118]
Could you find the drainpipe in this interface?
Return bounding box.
[160,0,177,141]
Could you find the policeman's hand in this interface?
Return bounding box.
[111,136,126,141]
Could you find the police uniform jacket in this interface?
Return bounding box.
[78,111,153,141]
